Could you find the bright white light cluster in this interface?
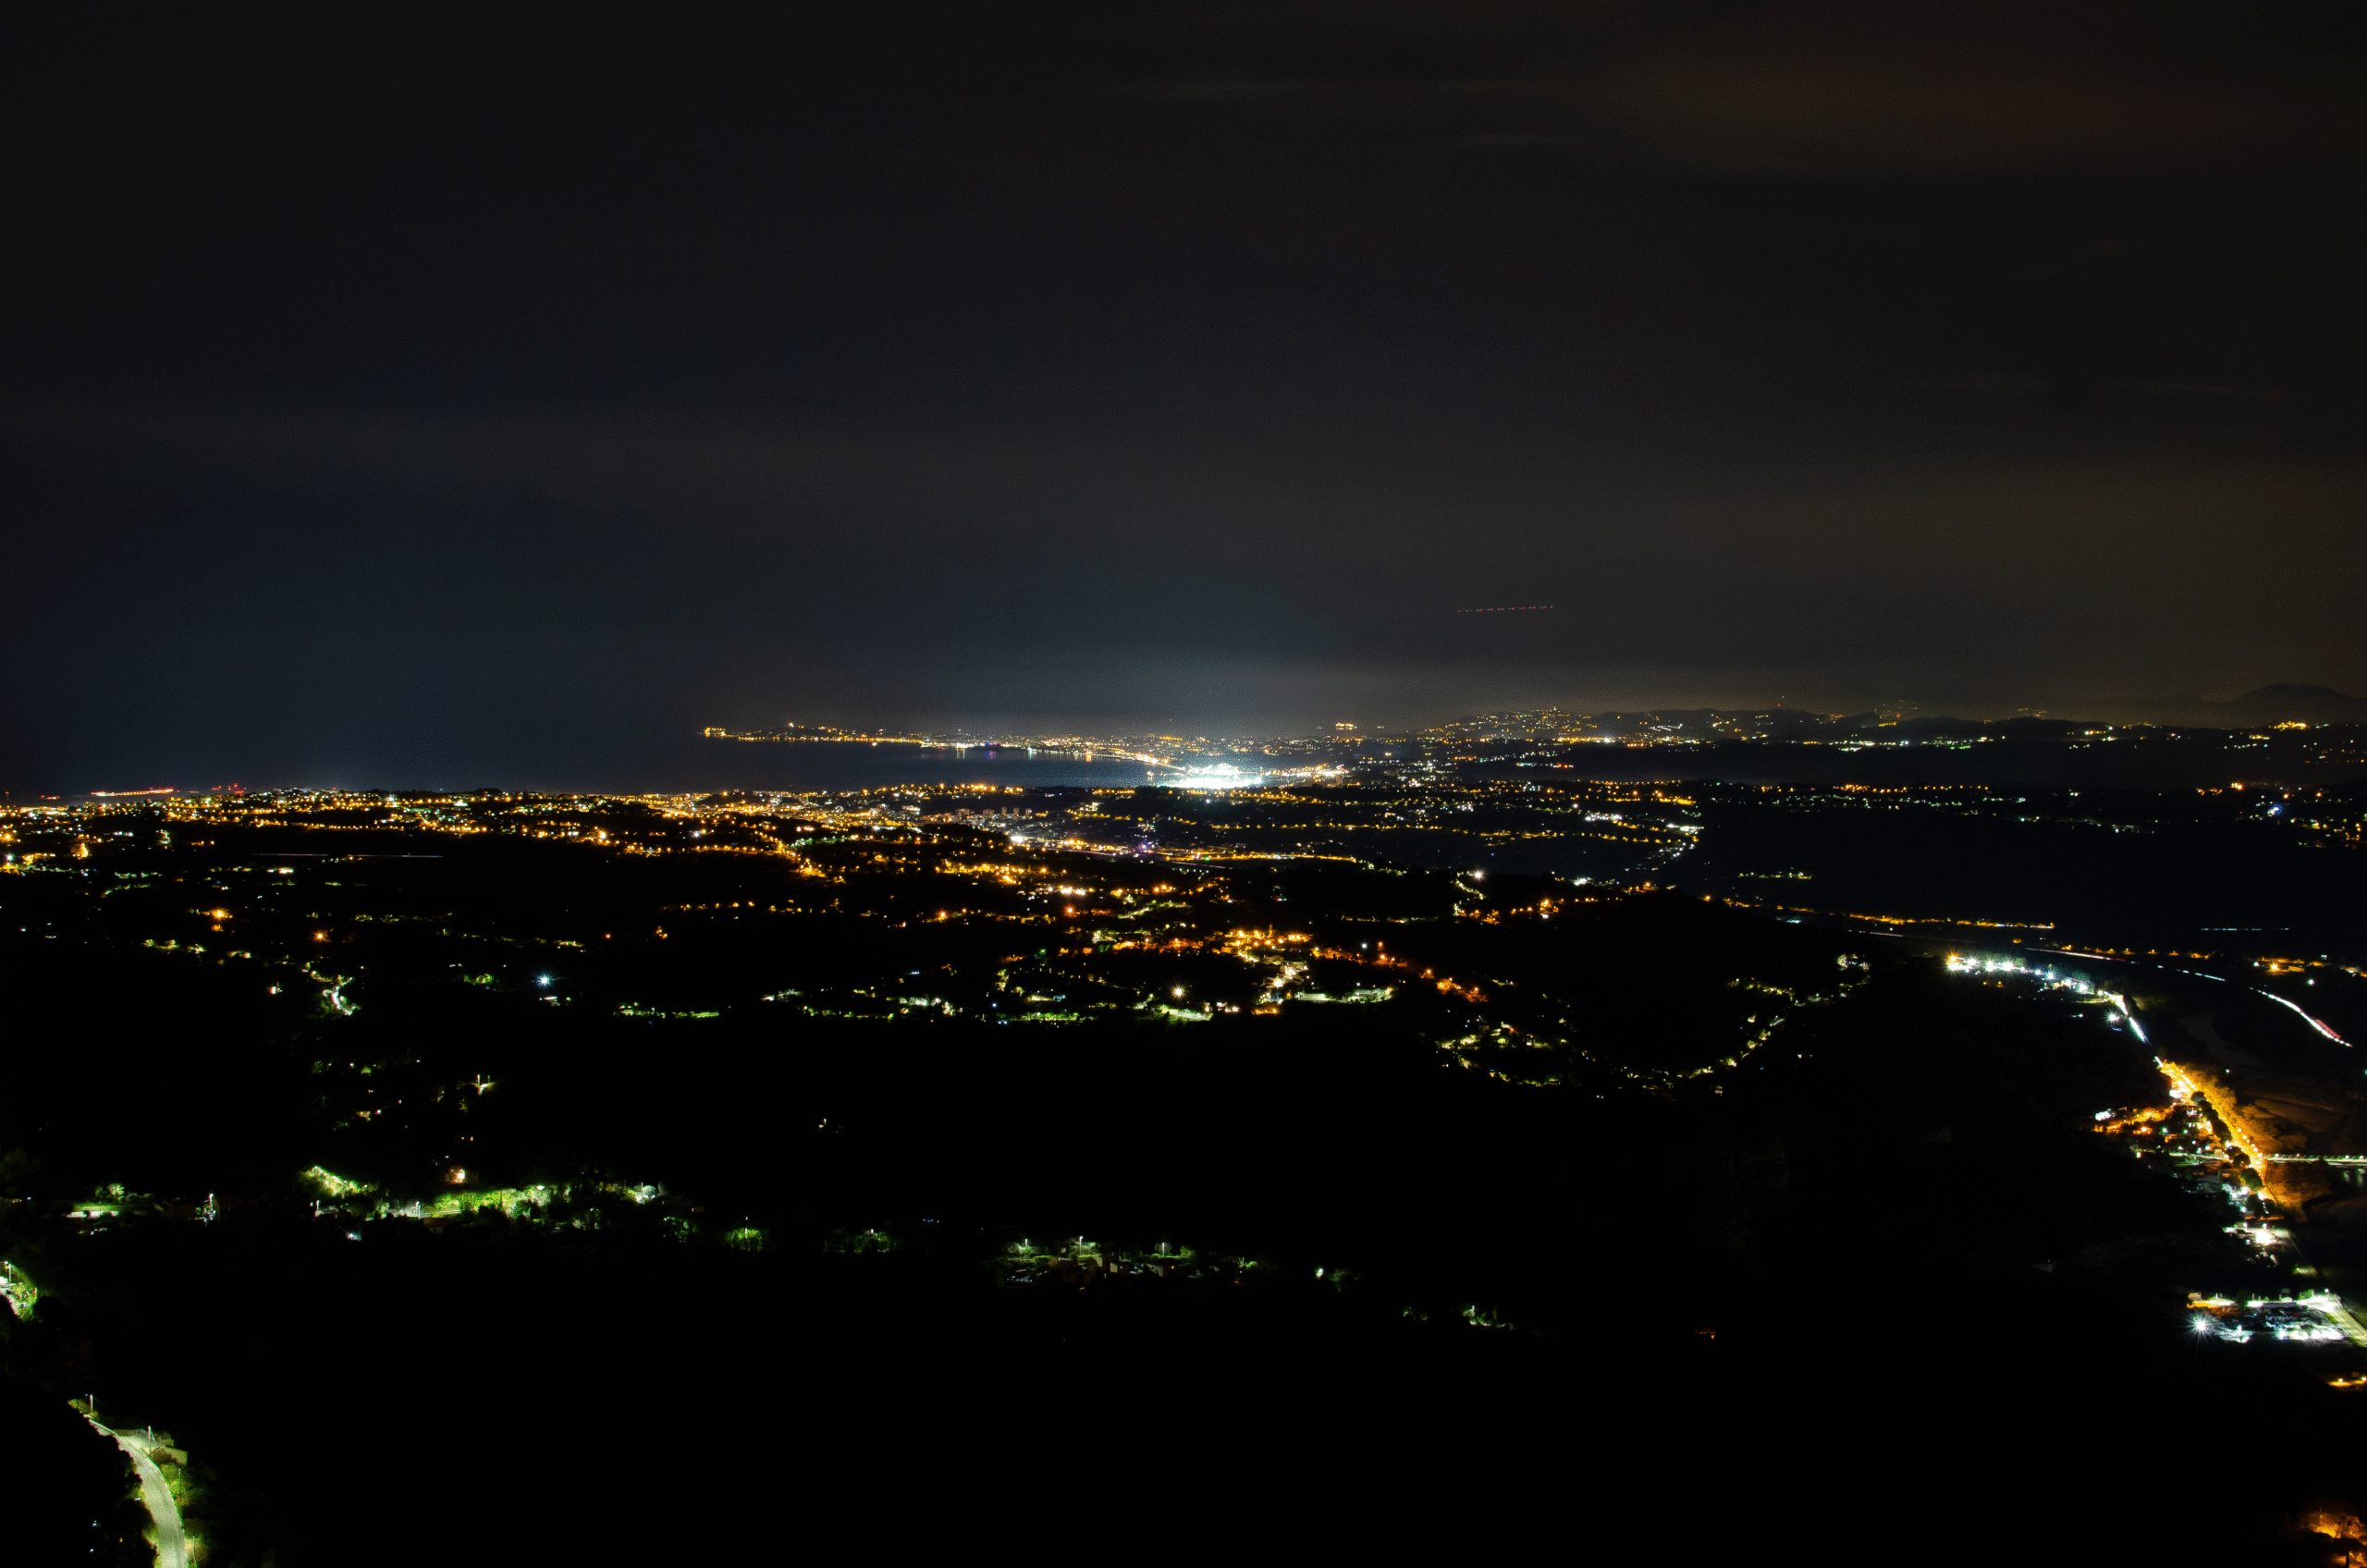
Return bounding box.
[1174,763,1264,790]
[2200,1297,2350,1343]
[1944,953,2148,1041]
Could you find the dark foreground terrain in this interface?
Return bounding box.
[3,797,2364,1561]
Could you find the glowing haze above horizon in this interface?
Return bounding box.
[6,3,2366,792]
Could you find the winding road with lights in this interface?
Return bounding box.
[83,1413,188,1568]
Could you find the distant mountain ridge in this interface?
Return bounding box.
[1576,683,2366,735]
[2199,684,2367,723]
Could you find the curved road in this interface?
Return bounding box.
[85,1415,188,1568]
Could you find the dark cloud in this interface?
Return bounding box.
[1581,1,2362,177]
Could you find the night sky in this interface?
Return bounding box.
[6,3,2366,790]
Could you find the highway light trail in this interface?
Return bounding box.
[2257,990,2350,1046]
